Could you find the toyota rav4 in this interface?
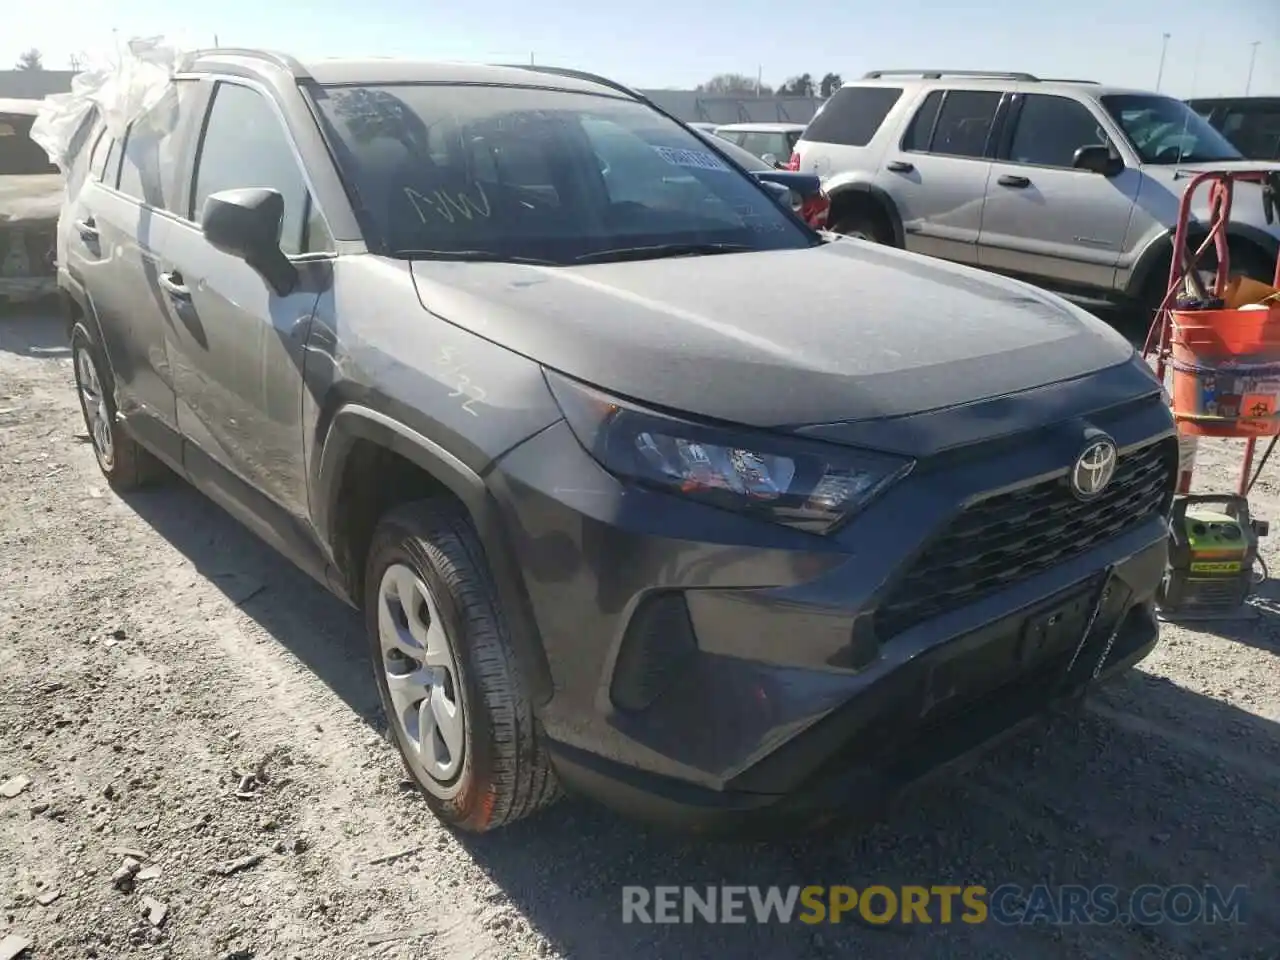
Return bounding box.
[58,51,1176,833]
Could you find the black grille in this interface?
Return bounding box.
[876,437,1176,638]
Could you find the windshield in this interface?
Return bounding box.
[312,84,814,263]
[1100,94,1243,164]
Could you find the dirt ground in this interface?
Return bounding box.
[0,308,1278,960]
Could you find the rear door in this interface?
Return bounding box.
[880,88,1003,265]
[979,92,1139,292]
[65,79,206,464]
[159,78,333,521]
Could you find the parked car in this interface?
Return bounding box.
[1188,96,1280,161]
[60,52,1176,834]
[713,122,807,168]
[789,70,1280,316]
[0,98,62,307]
[694,128,829,228]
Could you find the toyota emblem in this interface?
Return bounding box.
[1071,438,1118,500]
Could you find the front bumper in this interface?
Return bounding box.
[486,394,1174,830]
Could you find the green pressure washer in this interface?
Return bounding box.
[1157,494,1268,620]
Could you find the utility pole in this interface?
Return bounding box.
[1156,32,1171,92]
[1246,41,1261,95]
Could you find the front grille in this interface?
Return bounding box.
[876,437,1176,638]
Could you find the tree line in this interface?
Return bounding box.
[695,72,842,98]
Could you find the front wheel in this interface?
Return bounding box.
[364,499,560,832]
[831,211,892,244]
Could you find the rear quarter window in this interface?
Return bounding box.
[801,86,902,147]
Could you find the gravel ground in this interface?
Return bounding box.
[0,309,1278,960]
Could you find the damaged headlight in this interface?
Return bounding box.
[544,370,912,534]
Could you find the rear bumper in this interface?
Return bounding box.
[547,546,1162,834]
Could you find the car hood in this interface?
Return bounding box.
[408,240,1137,432]
[0,173,62,224]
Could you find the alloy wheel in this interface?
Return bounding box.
[376,562,466,792]
[75,345,114,469]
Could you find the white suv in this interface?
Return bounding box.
[790,70,1280,314]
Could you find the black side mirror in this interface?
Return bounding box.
[1073,144,1124,177]
[201,187,298,296]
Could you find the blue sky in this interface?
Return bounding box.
[6,0,1278,98]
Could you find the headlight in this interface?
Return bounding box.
[544,370,913,534]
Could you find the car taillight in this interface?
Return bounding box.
[800,192,829,229]
[785,152,801,171]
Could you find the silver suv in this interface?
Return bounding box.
[792,70,1280,314]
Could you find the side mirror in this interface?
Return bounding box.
[201,187,298,296]
[1073,144,1124,177]
[761,152,781,169]
[758,179,792,207]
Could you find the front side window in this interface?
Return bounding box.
[192,81,319,254]
[1008,95,1111,168]
[1100,94,1242,164]
[313,84,814,264]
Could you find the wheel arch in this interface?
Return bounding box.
[1126,223,1280,301]
[825,182,906,247]
[316,404,554,706]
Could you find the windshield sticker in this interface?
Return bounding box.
[405,183,492,224]
[651,146,731,172]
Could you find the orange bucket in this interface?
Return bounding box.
[1170,305,1280,437]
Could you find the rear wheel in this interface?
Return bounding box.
[364,499,560,832]
[71,322,167,491]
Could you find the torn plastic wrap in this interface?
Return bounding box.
[29,36,195,176]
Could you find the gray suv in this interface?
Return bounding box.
[58,51,1177,833]
[793,70,1280,315]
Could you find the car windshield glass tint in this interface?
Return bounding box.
[0,114,58,176]
[1100,94,1243,164]
[312,84,813,263]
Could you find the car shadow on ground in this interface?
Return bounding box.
[119,477,1280,959]
[0,303,70,358]
[120,482,381,729]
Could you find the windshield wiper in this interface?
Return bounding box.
[392,249,559,266]
[575,242,753,264]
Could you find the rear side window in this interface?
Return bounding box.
[87,127,108,179]
[1007,94,1109,168]
[802,87,902,147]
[919,90,1003,159]
[901,91,943,151]
[116,80,201,212]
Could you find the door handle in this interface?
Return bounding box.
[158,271,191,300]
[886,160,915,173]
[74,217,98,240]
[997,174,1032,188]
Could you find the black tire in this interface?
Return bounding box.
[70,321,167,491]
[831,210,892,244]
[364,499,560,832]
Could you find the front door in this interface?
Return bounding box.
[882,89,1002,265]
[159,78,333,521]
[978,93,1139,293]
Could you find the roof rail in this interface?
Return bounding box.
[190,47,310,78]
[500,64,645,102]
[862,69,1039,81]
[1038,77,1100,84]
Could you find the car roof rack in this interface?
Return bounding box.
[501,64,645,101]
[1038,77,1100,84]
[191,47,310,78]
[862,69,1040,81]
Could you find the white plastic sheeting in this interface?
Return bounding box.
[29,36,194,173]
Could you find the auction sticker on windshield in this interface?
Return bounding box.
[652,146,731,171]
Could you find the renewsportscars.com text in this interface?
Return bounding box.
[621,884,1248,926]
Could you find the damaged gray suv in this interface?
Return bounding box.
[58,50,1177,833]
